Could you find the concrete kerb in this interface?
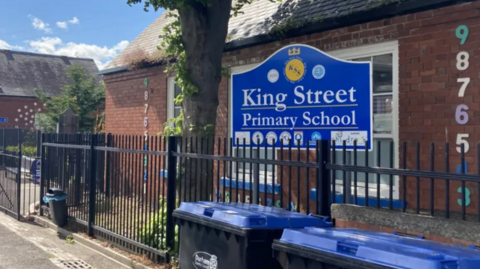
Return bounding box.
[32,216,153,269]
[331,204,480,244]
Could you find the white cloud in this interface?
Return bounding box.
[27,37,129,70]
[0,39,10,49]
[56,21,68,29]
[69,17,80,24]
[56,17,80,30]
[29,15,52,33]
[0,39,24,50]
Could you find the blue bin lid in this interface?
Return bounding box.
[279,228,480,269]
[175,202,332,229]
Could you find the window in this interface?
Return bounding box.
[227,41,399,197]
[329,41,399,198]
[167,77,182,120]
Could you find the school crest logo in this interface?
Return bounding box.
[284,47,306,83]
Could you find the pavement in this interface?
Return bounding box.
[0,212,129,269]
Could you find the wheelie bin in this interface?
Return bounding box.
[273,227,480,269]
[173,202,332,269]
[43,188,68,227]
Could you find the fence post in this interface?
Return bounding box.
[16,129,22,220]
[318,140,331,217]
[36,130,41,158]
[87,134,97,236]
[74,134,82,205]
[3,129,6,177]
[40,133,45,216]
[166,136,177,252]
[105,133,112,197]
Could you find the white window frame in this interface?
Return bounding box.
[328,41,399,199]
[227,41,400,198]
[167,77,183,124]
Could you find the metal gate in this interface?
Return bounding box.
[0,148,21,220]
[0,128,41,221]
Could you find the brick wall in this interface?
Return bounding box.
[0,96,43,129]
[218,1,480,215]
[103,66,169,135]
[104,2,480,216]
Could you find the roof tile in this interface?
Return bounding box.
[107,0,410,69]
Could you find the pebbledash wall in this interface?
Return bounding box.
[103,2,480,243]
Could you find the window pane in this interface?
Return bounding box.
[233,148,275,184]
[334,139,394,185]
[174,83,182,97]
[174,107,181,118]
[373,54,393,93]
[373,95,393,134]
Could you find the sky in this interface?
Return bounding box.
[0,0,163,69]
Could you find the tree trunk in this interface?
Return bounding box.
[178,0,232,201]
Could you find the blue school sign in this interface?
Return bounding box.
[231,44,372,150]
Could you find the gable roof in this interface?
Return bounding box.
[0,50,99,97]
[103,0,470,73]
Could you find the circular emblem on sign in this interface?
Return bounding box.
[311,131,322,141]
[312,65,326,79]
[294,132,303,141]
[279,131,292,145]
[266,132,278,145]
[284,58,305,83]
[267,69,279,83]
[252,132,264,145]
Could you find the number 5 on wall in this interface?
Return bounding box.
[456,133,469,153]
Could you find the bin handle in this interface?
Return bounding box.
[308,213,330,222]
[392,231,424,239]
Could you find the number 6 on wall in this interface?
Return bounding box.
[456,133,469,153]
[455,104,469,125]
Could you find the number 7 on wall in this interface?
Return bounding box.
[457,78,470,97]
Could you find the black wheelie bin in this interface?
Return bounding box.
[43,188,68,227]
[173,202,332,269]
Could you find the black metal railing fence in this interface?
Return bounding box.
[39,133,480,262]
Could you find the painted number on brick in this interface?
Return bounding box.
[456,25,469,45]
[455,104,469,125]
[456,52,469,71]
[457,187,471,207]
[455,25,471,155]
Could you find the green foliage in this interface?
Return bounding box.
[138,198,179,252]
[269,15,323,40]
[127,0,265,16]
[65,235,75,244]
[366,0,397,9]
[6,145,37,157]
[162,111,183,137]
[35,64,105,133]
[127,0,278,136]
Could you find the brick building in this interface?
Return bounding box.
[0,50,98,130]
[101,0,480,244]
